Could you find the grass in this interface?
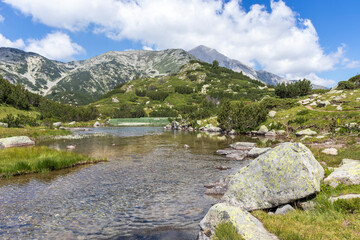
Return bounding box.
[212,222,244,240]
[0,105,40,119]
[0,127,71,139]
[310,144,360,167]
[252,184,360,240]
[0,146,105,177]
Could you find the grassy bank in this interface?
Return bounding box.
[0,127,71,139]
[0,146,106,178]
[253,184,360,240]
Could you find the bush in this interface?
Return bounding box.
[149,107,178,117]
[218,100,268,132]
[135,89,147,97]
[1,114,39,128]
[175,86,193,94]
[337,81,356,90]
[146,90,169,101]
[262,97,299,110]
[288,117,308,125]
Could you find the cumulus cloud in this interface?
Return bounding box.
[286,73,336,87]
[2,0,355,84]
[0,14,4,22]
[0,33,25,48]
[25,32,85,61]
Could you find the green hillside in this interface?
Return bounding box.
[93,60,275,120]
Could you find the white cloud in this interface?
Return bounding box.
[286,72,336,87]
[0,33,25,48]
[25,32,85,61]
[3,0,355,84]
[0,14,4,22]
[142,46,153,51]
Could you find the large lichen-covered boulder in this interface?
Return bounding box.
[223,142,324,211]
[0,136,35,148]
[324,159,360,188]
[198,203,278,240]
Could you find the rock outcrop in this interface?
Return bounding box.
[324,159,360,188]
[198,203,278,240]
[0,136,35,148]
[223,142,324,211]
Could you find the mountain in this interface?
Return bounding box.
[188,45,288,86]
[92,60,274,118]
[0,47,194,105]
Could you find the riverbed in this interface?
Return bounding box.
[0,127,256,239]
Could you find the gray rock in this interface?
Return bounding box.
[183,144,190,149]
[0,136,35,148]
[226,152,247,161]
[317,100,330,108]
[268,111,277,118]
[0,142,4,149]
[112,97,119,103]
[94,121,101,127]
[265,129,276,137]
[171,121,180,130]
[216,149,238,155]
[228,129,237,135]
[275,204,295,215]
[216,166,231,170]
[230,142,256,150]
[247,147,271,158]
[223,142,324,211]
[297,201,315,211]
[324,159,360,188]
[295,129,317,136]
[257,125,269,135]
[321,148,338,156]
[53,122,62,127]
[68,121,76,125]
[199,203,278,240]
[330,194,360,203]
[204,186,227,195]
[0,122,8,128]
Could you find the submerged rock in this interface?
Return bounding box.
[223,142,324,211]
[257,125,269,135]
[198,203,278,240]
[215,149,238,155]
[324,159,360,188]
[226,152,247,161]
[0,136,35,148]
[230,142,256,150]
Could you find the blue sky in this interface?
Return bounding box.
[0,0,359,87]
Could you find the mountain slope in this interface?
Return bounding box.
[0,48,194,105]
[188,45,288,86]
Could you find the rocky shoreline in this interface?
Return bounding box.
[197,141,360,240]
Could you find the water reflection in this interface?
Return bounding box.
[0,127,257,239]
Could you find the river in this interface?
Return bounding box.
[0,127,256,239]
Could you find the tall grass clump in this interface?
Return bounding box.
[0,146,103,177]
[212,222,244,240]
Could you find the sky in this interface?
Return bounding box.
[0,0,359,87]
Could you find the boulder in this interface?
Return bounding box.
[226,152,247,161]
[198,203,278,240]
[297,201,315,211]
[68,121,76,125]
[257,125,269,135]
[66,145,76,150]
[265,129,276,137]
[324,159,360,188]
[277,130,286,136]
[183,144,190,149]
[0,136,35,148]
[329,194,360,203]
[204,124,222,132]
[223,142,324,211]
[268,111,277,118]
[230,142,256,150]
[321,148,338,156]
[275,204,295,215]
[93,121,101,127]
[171,121,180,130]
[0,122,8,128]
[247,147,271,158]
[336,106,343,111]
[228,129,237,135]
[317,100,330,108]
[295,129,317,136]
[112,97,119,103]
[53,122,62,127]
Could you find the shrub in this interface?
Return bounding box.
[135,89,147,97]
[275,79,312,98]
[146,90,169,101]
[149,107,178,117]
[296,110,310,116]
[337,81,356,90]
[262,97,299,110]
[175,86,193,94]
[288,117,308,125]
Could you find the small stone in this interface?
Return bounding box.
[297,201,315,211]
[68,121,76,125]
[277,130,286,136]
[295,129,317,136]
[53,122,62,127]
[216,166,231,170]
[268,111,277,118]
[0,122,8,128]
[230,142,256,150]
[265,129,276,137]
[275,204,295,215]
[330,194,360,203]
[66,145,76,150]
[336,105,343,111]
[112,97,119,103]
[226,152,246,161]
[184,144,190,149]
[322,148,338,156]
[93,121,101,127]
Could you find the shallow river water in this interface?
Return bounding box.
[0,127,256,240]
